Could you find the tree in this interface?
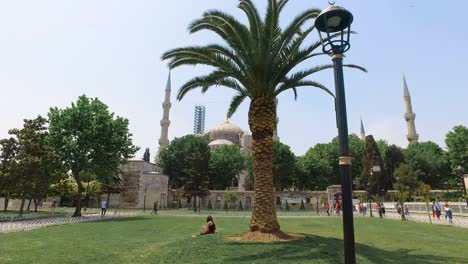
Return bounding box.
[445,125,468,202]
[143,148,151,162]
[224,192,238,210]
[238,200,244,210]
[208,145,245,190]
[362,135,389,196]
[8,116,63,215]
[0,137,18,211]
[181,137,210,212]
[159,135,208,189]
[383,145,404,187]
[272,141,296,191]
[416,183,432,224]
[162,0,365,240]
[296,144,333,190]
[403,141,450,188]
[48,96,138,216]
[393,163,420,196]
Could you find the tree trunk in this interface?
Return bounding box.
[4,197,9,211]
[107,193,111,210]
[19,197,26,216]
[244,96,283,240]
[27,199,32,211]
[34,199,39,212]
[73,175,84,217]
[426,201,432,224]
[400,202,406,221]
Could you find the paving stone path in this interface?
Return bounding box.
[0,212,139,233]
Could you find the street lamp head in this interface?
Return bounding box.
[315,4,353,55]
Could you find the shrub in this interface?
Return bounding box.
[223,200,229,211]
[207,200,213,210]
[178,199,182,209]
[285,200,289,211]
[300,199,305,210]
[238,200,243,210]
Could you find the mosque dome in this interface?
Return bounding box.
[207,120,244,146]
[208,139,234,149]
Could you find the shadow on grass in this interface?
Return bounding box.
[224,234,464,264]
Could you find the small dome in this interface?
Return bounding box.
[208,139,234,147]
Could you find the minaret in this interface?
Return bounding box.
[360,117,366,140]
[273,98,279,141]
[159,72,171,149]
[403,75,419,144]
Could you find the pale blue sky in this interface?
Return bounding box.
[1,0,466,158]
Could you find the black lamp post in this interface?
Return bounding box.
[456,166,468,207]
[315,4,356,264]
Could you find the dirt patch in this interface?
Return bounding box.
[224,231,304,243]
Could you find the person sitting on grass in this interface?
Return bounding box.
[200,215,216,235]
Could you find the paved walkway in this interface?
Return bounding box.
[355,210,468,228]
[0,212,138,233]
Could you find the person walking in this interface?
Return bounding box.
[376,202,383,218]
[101,199,107,217]
[444,202,453,223]
[435,201,442,220]
[334,201,341,215]
[151,201,159,215]
[325,202,330,216]
[51,198,57,211]
[362,202,367,216]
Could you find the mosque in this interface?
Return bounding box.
[110,72,419,210]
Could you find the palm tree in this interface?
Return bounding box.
[162,0,365,240]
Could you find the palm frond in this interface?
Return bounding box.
[275,80,334,99]
[227,93,248,118]
[177,71,245,100]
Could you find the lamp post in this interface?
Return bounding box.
[315,4,355,264]
[456,166,468,207]
[315,186,319,215]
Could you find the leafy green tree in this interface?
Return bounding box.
[208,145,245,190]
[162,0,365,238]
[159,135,207,189]
[0,137,18,211]
[8,116,64,215]
[48,96,138,216]
[416,183,432,224]
[403,141,450,188]
[445,125,468,170]
[50,177,78,205]
[296,134,363,190]
[296,144,333,190]
[182,137,210,212]
[238,200,244,210]
[383,145,404,187]
[224,192,238,209]
[362,135,389,195]
[393,163,420,197]
[272,141,296,191]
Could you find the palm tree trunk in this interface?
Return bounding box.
[246,96,281,235]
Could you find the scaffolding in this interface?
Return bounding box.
[193,105,206,134]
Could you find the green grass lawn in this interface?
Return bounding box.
[1,215,467,264]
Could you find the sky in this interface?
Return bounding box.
[0,0,467,158]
